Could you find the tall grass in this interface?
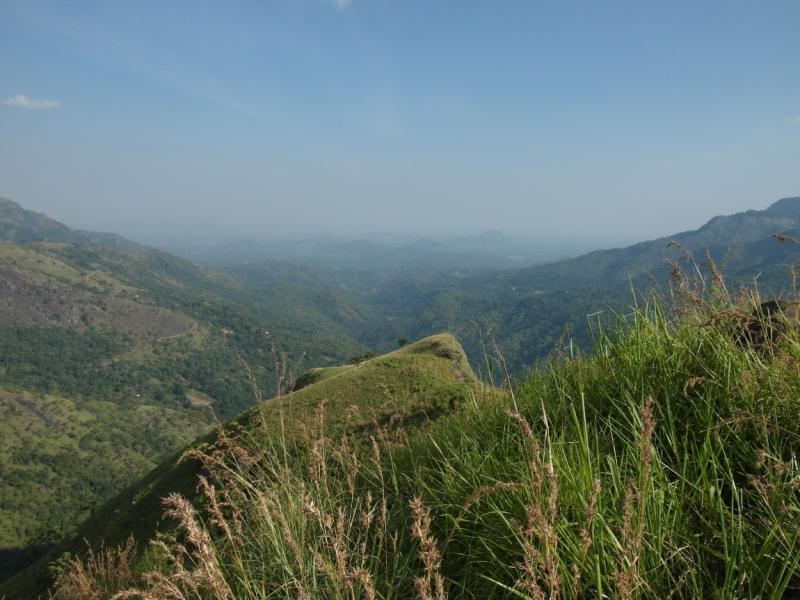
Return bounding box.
[408,296,800,598]
[52,284,800,598]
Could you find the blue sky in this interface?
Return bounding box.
[1,1,799,243]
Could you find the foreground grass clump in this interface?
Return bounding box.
[54,299,800,599]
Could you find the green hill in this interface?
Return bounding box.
[0,197,147,253]
[480,195,800,293]
[0,240,374,419]
[0,388,201,584]
[16,294,800,599]
[0,334,478,600]
[4,194,800,597]
[0,209,383,586]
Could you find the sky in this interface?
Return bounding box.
[1,0,799,245]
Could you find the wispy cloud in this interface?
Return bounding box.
[789,117,800,124]
[325,0,352,9]
[3,95,61,109]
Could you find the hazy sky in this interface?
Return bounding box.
[1,1,799,242]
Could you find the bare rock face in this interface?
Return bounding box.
[744,299,800,348]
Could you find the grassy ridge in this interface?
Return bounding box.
[44,292,800,599]
[402,298,800,597]
[0,334,478,600]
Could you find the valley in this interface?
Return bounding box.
[2,195,800,597]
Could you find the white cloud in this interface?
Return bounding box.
[790,117,800,124]
[3,95,61,109]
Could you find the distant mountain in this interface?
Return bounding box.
[219,197,800,376]
[446,229,510,251]
[0,197,147,252]
[480,196,800,293]
[351,197,800,372]
[153,227,551,271]
[413,237,444,251]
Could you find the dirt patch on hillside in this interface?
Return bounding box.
[102,299,193,339]
[0,267,193,338]
[0,391,64,431]
[185,392,213,407]
[0,267,93,328]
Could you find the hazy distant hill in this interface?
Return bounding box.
[352,197,800,371]
[0,197,147,253]
[221,197,800,308]
[214,196,800,376]
[484,196,800,292]
[151,227,553,272]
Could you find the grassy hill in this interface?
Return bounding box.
[14,290,800,598]
[0,216,385,585]
[4,193,800,597]
[0,334,479,600]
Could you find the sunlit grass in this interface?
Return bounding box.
[54,282,800,599]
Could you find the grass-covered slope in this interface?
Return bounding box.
[43,293,800,599]
[0,334,477,600]
[240,334,476,437]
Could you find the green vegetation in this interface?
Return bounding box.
[14,285,800,598]
[0,240,373,419]
[220,198,800,376]
[291,365,356,392]
[350,349,377,366]
[0,334,477,599]
[0,238,377,583]
[0,387,203,583]
[350,220,800,377]
[5,195,800,597]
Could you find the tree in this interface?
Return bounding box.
[397,337,409,347]
[350,350,376,366]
